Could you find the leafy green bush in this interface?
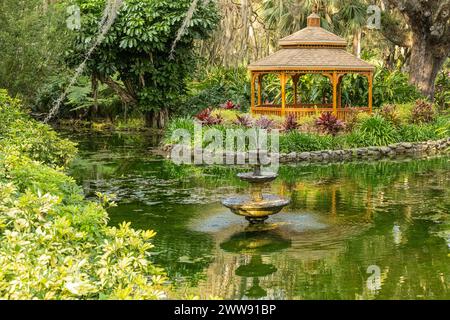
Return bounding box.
[0,91,167,299]
[0,90,77,167]
[280,131,333,153]
[398,124,439,142]
[182,66,251,116]
[352,115,399,146]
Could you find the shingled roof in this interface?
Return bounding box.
[248,13,375,72]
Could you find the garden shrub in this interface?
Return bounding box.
[315,112,345,136]
[280,131,333,153]
[378,104,401,126]
[353,115,399,146]
[0,90,77,167]
[398,124,438,142]
[411,100,436,124]
[0,91,167,299]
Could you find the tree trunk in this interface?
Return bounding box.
[145,108,169,129]
[352,30,361,59]
[409,34,447,100]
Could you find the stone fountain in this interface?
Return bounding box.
[222,162,290,224]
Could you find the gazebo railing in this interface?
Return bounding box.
[252,104,370,121]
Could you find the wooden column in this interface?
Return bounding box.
[280,73,287,116]
[250,72,256,114]
[257,74,263,106]
[368,72,373,114]
[337,76,343,108]
[292,74,299,106]
[332,71,338,116]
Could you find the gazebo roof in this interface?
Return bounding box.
[248,13,375,72]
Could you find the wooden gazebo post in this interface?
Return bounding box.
[368,72,373,114]
[257,74,263,106]
[280,73,287,116]
[250,72,256,113]
[332,72,338,116]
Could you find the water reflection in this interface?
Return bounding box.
[220,231,291,299]
[66,131,450,300]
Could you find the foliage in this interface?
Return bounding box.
[0,91,167,299]
[234,114,254,128]
[344,107,362,132]
[220,100,240,110]
[315,112,345,136]
[282,114,299,132]
[434,62,450,110]
[182,66,251,116]
[70,0,219,120]
[353,115,399,146]
[195,108,223,126]
[411,100,436,124]
[0,0,70,103]
[372,69,422,108]
[398,124,439,142]
[0,90,77,167]
[254,116,275,130]
[378,104,401,126]
[280,131,334,153]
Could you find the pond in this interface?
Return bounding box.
[66,131,450,300]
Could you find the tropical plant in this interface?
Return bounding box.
[0,90,77,167]
[355,115,399,146]
[378,104,401,126]
[0,0,69,103]
[0,91,167,300]
[282,114,299,132]
[220,100,240,110]
[254,116,276,130]
[234,114,254,128]
[410,100,436,124]
[398,124,438,142]
[343,107,361,132]
[195,108,223,126]
[70,0,219,128]
[315,112,345,136]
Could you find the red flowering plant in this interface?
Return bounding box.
[195,108,223,126]
[220,100,240,110]
[234,114,253,128]
[255,116,276,130]
[282,114,299,132]
[315,112,345,136]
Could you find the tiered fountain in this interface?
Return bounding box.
[222,162,290,224]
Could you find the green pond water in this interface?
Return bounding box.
[66,131,450,300]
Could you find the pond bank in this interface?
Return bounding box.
[162,137,450,164]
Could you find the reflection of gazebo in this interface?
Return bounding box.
[248,13,375,119]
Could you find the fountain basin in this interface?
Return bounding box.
[237,172,278,184]
[222,194,290,223]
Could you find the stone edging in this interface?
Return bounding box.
[161,137,450,164]
[279,137,450,163]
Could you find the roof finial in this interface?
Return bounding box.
[312,3,318,14]
[307,5,321,27]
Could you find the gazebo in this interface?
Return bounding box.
[248,12,375,120]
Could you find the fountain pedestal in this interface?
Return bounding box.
[222,165,290,224]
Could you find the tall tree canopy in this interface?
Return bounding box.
[382,0,450,99]
[70,0,219,128]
